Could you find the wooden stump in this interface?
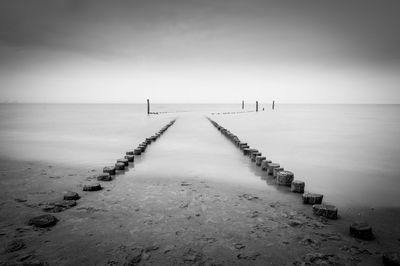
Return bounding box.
[256,156,266,166]
[243,148,251,155]
[313,204,338,219]
[97,173,112,181]
[117,158,129,166]
[126,151,134,155]
[134,149,142,155]
[63,191,80,200]
[28,214,58,228]
[247,149,257,158]
[251,152,262,162]
[83,183,102,191]
[291,180,305,193]
[261,160,272,171]
[267,163,280,175]
[124,155,135,162]
[115,162,125,170]
[302,193,323,204]
[273,167,284,178]
[103,166,116,175]
[349,222,374,240]
[138,145,146,152]
[277,171,294,186]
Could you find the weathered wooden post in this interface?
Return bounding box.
[272,100,275,110]
[147,99,150,114]
[256,101,258,112]
[242,100,244,110]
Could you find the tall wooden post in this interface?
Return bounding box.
[147,99,150,114]
[256,101,258,112]
[272,100,275,110]
[242,100,244,110]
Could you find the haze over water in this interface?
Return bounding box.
[1,103,399,209]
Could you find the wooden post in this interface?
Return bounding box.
[147,99,150,114]
[242,100,244,110]
[256,101,258,112]
[272,100,275,110]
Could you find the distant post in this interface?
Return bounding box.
[147,99,150,114]
[272,100,275,110]
[256,101,258,112]
[242,100,244,110]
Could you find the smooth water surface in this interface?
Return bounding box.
[1,103,399,208]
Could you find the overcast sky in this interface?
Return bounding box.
[0,0,399,103]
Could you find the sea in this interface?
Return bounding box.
[1,103,399,208]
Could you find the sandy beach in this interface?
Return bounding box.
[1,156,399,265]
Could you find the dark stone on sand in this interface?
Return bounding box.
[83,183,102,191]
[117,158,129,166]
[28,214,58,228]
[97,173,112,181]
[277,171,294,186]
[14,198,27,203]
[115,162,125,170]
[291,180,305,193]
[302,193,323,204]
[5,239,25,253]
[312,204,338,219]
[63,191,80,200]
[383,252,400,266]
[295,253,341,266]
[126,151,134,155]
[125,248,143,265]
[124,155,135,162]
[43,200,77,213]
[134,149,142,155]
[103,166,116,175]
[349,222,374,240]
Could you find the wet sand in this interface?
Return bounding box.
[1,116,399,265]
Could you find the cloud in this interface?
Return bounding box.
[0,0,399,103]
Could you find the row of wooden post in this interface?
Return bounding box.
[242,100,275,111]
[146,99,275,114]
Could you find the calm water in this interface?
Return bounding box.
[0,103,399,208]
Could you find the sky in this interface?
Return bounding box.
[0,0,399,103]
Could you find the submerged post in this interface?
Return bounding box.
[272,100,275,110]
[147,99,150,114]
[256,101,258,112]
[242,100,244,110]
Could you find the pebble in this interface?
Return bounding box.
[5,239,25,253]
[97,173,112,181]
[28,214,58,228]
[42,200,77,213]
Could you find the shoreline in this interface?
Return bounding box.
[1,158,399,265]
